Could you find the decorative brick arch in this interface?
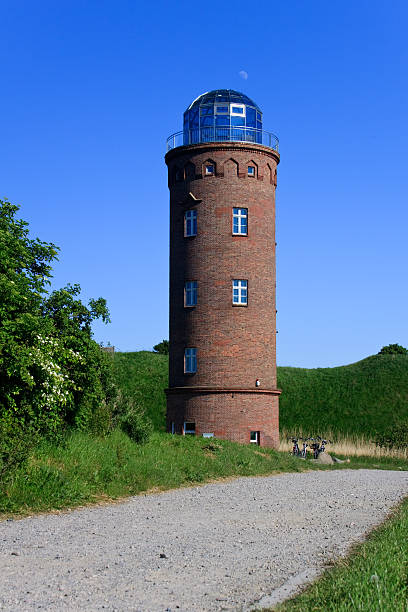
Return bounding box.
[184,161,195,181]
[266,163,273,185]
[170,165,184,185]
[202,158,216,177]
[245,159,259,179]
[223,158,239,178]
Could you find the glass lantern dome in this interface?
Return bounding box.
[166,89,278,152]
[183,89,263,146]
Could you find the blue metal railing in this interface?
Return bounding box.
[166,127,279,152]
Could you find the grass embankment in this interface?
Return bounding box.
[270,498,408,612]
[114,351,408,438]
[113,351,167,431]
[0,431,310,516]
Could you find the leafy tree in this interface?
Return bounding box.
[153,339,169,355]
[378,344,408,355]
[0,199,116,450]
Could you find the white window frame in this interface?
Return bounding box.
[232,279,248,305]
[184,421,196,435]
[250,431,259,444]
[184,209,197,237]
[184,281,197,307]
[215,105,229,114]
[205,164,215,175]
[247,166,256,177]
[184,348,197,373]
[232,208,248,236]
[230,104,246,116]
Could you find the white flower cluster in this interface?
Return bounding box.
[30,335,84,412]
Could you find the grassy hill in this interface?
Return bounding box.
[278,354,408,437]
[113,351,168,431]
[113,352,408,438]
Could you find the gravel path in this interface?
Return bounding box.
[1,469,407,611]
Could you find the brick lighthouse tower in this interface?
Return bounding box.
[165,89,280,447]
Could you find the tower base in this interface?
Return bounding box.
[165,388,280,448]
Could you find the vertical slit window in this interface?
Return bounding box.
[250,431,260,444]
[184,422,196,435]
[232,208,248,235]
[184,209,197,237]
[185,281,197,306]
[233,280,248,305]
[184,348,197,373]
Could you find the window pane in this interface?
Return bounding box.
[246,107,256,127]
[185,210,197,236]
[190,110,199,128]
[216,105,229,113]
[201,115,214,127]
[215,115,229,126]
[231,116,245,126]
[231,106,244,114]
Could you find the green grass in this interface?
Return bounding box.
[0,431,312,516]
[113,351,408,437]
[270,498,408,612]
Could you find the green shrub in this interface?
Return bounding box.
[153,339,169,355]
[74,396,113,437]
[374,421,408,450]
[0,416,38,485]
[118,393,153,444]
[378,343,408,355]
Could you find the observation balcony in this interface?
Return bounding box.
[166,127,279,153]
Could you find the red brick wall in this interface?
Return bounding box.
[167,391,280,447]
[165,142,280,448]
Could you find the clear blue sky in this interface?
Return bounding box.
[1,0,407,367]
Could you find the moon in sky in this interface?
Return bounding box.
[239,70,248,80]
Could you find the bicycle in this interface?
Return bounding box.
[288,436,300,456]
[318,438,332,454]
[307,436,332,458]
[307,436,322,459]
[300,438,309,458]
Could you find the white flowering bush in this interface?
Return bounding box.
[26,335,84,432]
